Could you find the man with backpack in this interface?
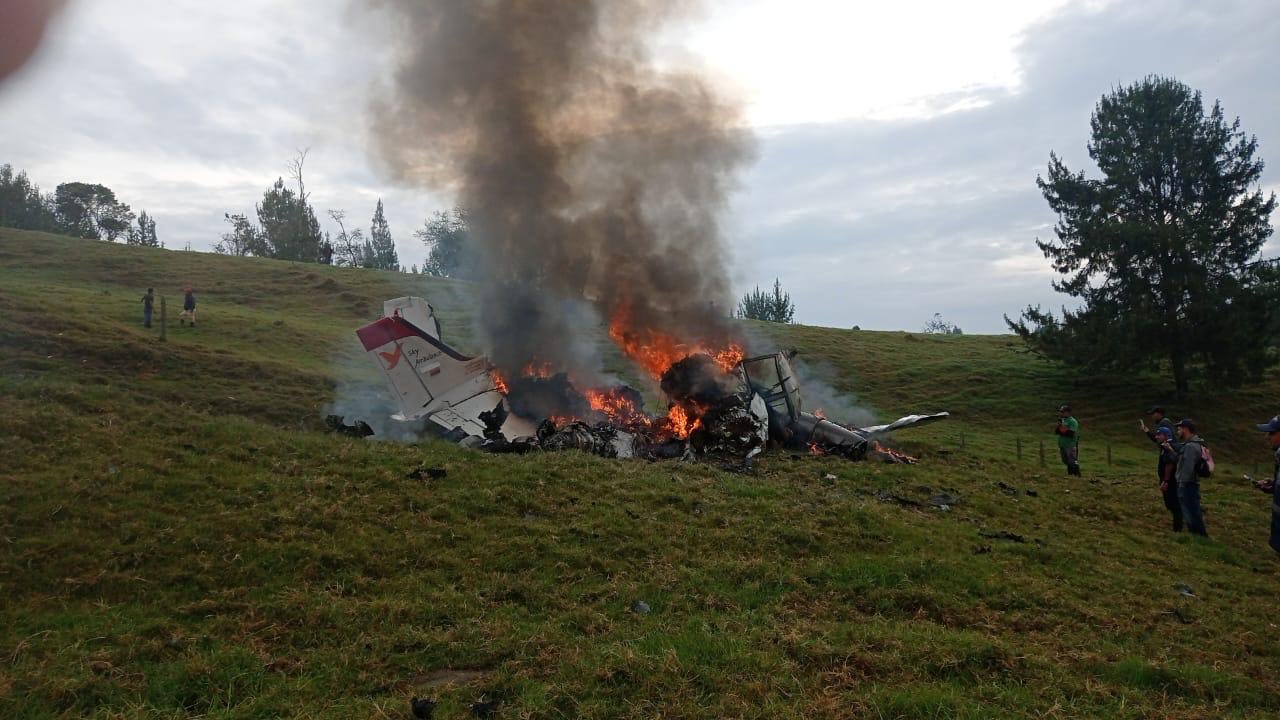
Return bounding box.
[1174,419,1210,537]
[1252,415,1280,553]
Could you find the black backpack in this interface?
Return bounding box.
[1195,443,1215,478]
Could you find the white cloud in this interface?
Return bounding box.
[0,0,1275,331]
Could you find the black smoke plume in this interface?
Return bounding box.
[366,0,754,377]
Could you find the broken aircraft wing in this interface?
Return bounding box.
[858,412,951,435]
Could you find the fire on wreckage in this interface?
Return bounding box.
[355,297,948,463]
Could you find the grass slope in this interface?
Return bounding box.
[2,229,1278,719]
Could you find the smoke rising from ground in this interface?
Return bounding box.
[366,0,754,375]
[791,357,877,429]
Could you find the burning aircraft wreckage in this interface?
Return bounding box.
[347,297,948,466]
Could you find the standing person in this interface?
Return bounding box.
[1054,404,1081,476]
[1173,419,1209,537]
[1153,426,1183,532]
[1252,415,1280,553]
[1140,405,1175,443]
[179,287,197,327]
[140,288,155,329]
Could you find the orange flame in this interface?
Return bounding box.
[492,302,744,442]
[608,303,744,379]
[491,370,510,395]
[584,388,649,428]
[522,361,555,379]
[667,404,700,438]
[870,441,918,464]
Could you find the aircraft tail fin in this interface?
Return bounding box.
[356,313,495,431]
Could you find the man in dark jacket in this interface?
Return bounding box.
[1153,425,1182,532]
[140,288,154,328]
[1253,415,1280,553]
[1174,419,1208,537]
[179,287,197,327]
[1140,406,1175,443]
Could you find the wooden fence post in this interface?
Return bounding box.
[1039,440,1046,467]
[959,432,965,450]
[159,296,167,342]
[1107,443,1113,466]
[1016,438,1023,461]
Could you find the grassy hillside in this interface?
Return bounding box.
[2,228,1278,719]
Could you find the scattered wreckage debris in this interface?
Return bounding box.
[407,465,448,481]
[873,487,960,510]
[978,530,1027,543]
[324,414,374,438]
[874,489,923,508]
[352,297,949,465]
[977,530,1047,547]
[929,491,960,509]
[470,698,501,719]
[410,697,436,720]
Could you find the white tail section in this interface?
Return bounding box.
[356,305,535,439]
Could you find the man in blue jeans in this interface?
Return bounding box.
[1153,426,1182,532]
[1252,415,1280,553]
[1173,419,1208,537]
[140,288,154,328]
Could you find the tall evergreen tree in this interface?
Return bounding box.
[368,199,399,271]
[1008,76,1276,394]
[737,279,796,323]
[127,210,160,247]
[256,177,321,261]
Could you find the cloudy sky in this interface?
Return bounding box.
[1,0,1276,332]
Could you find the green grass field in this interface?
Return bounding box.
[2,228,1278,719]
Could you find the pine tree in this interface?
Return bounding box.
[256,178,322,261]
[368,199,399,271]
[737,279,796,323]
[127,211,160,247]
[1008,76,1276,394]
